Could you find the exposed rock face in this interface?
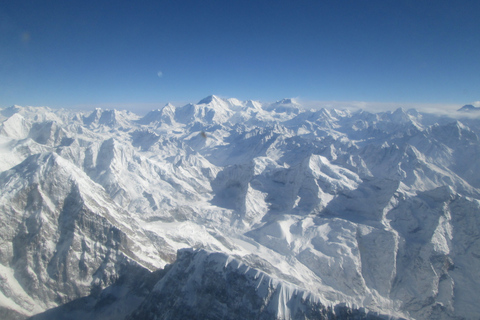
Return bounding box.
[127,249,391,320]
[0,152,165,317]
[1,99,480,319]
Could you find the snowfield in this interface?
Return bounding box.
[1,96,480,319]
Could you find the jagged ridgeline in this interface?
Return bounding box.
[1,97,480,320]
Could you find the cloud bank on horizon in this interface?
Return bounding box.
[0,1,479,110]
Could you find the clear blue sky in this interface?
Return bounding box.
[1,0,479,111]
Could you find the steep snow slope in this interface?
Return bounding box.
[1,97,480,319]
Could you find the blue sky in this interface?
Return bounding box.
[1,0,479,112]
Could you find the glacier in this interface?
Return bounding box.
[1,96,480,319]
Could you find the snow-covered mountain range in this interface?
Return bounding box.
[1,96,480,319]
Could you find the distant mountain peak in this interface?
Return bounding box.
[275,98,299,105]
[265,98,301,114]
[198,95,222,105]
[1,105,21,118]
[458,104,480,112]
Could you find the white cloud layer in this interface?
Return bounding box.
[298,99,464,114]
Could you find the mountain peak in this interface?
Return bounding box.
[198,95,222,105]
[458,104,480,112]
[1,105,21,118]
[275,98,299,105]
[265,98,301,114]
